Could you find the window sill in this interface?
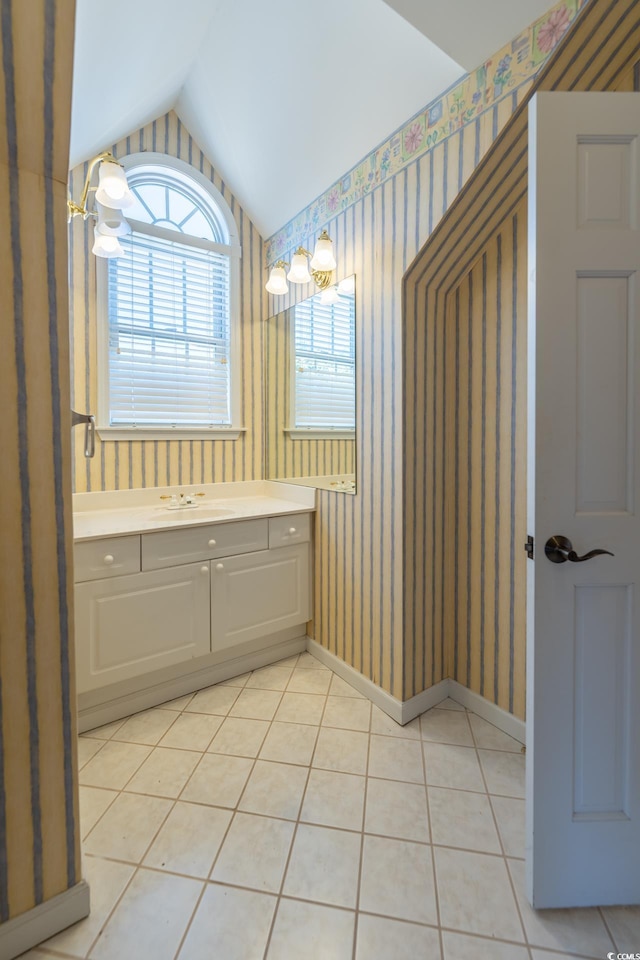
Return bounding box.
[97,426,245,441]
[285,428,355,441]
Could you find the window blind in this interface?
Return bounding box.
[293,294,355,429]
[107,231,231,427]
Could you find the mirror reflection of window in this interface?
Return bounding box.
[292,286,356,433]
[264,274,356,494]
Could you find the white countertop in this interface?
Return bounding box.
[73,480,316,542]
[278,474,356,493]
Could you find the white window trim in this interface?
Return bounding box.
[285,428,355,440]
[96,153,242,441]
[98,427,245,441]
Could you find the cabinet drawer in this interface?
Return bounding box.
[142,518,269,571]
[268,513,311,548]
[74,536,140,582]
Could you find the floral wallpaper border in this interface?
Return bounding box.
[265,0,588,264]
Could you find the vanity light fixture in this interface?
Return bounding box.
[68,152,134,259]
[265,261,290,295]
[265,229,337,295]
[288,249,313,285]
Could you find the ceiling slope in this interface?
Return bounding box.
[175,0,464,236]
[69,0,220,167]
[72,0,559,238]
[381,0,555,70]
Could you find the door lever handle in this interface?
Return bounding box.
[544,534,614,564]
[71,410,96,458]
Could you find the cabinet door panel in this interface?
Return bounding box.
[211,545,310,652]
[76,563,210,692]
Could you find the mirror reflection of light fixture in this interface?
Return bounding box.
[68,152,134,258]
[319,284,340,305]
[337,275,355,296]
[265,229,336,295]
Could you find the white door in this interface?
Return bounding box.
[527,91,640,908]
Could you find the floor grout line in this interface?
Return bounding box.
[168,665,303,960]
[34,893,608,960]
[260,677,331,960]
[596,905,620,954]
[351,696,373,960]
[63,652,617,960]
[471,713,533,958]
[82,715,193,958]
[83,659,298,959]
[78,822,530,882]
[421,708,445,960]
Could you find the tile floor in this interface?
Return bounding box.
[20,651,639,959]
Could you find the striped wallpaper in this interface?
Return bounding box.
[266,0,589,265]
[264,308,355,481]
[69,111,265,493]
[444,209,529,718]
[403,0,640,715]
[300,86,537,696]
[0,0,80,927]
[274,33,555,699]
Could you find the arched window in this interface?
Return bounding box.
[97,154,241,439]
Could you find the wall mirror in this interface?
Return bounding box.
[264,274,356,494]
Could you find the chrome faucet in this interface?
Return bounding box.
[71,410,95,458]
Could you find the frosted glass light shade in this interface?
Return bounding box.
[95,201,131,237]
[266,265,288,295]
[320,285,340,305]
[287,250,312,284]
[338,275,355,296]
[92,226,124,258]
[310,231,336,271]
[95,160,134,209]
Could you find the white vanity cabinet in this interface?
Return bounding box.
[73,511,312,706]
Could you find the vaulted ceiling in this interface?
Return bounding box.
[71,0,554,238]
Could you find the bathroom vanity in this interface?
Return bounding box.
[73,481,314,732]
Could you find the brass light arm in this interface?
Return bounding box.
[275,247,333,290]
[309,268,333,290]
[67,150,120,220]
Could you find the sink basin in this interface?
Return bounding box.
[148,506,235,521]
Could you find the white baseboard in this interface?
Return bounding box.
[79,634,307,733]
[399,679,452,724]
[447,680,526,744]
[0,880,90,960]
[306,639,407,723]
[305,640,526,743]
